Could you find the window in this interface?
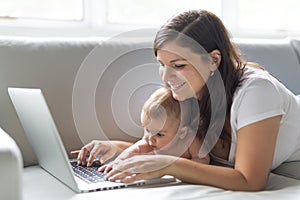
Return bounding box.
[106,0,221,25]
[0,0,83,21]
[0,0,299,38]
[237,0,300,32]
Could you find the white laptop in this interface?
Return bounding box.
[8,87,176,193]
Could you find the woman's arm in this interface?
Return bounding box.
[107,115,282,191]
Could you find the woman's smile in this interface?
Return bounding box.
[168,81,186,91]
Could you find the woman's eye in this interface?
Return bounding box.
[174,64,186,68]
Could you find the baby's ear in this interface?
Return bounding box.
[179,126,189,139]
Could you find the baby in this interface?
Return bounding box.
[112,87,210,164]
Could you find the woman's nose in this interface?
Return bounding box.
[159,66,175,83]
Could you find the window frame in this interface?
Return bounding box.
[0,0,299,38]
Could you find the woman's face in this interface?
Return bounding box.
[156,41,212,101]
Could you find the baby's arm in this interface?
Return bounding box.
[131,139,154,154]
[188,137,210,164]
[117,139,153,160]
[98,138,153,173]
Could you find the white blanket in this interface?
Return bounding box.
[24,166,300,200]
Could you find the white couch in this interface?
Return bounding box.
[1,34,300,200]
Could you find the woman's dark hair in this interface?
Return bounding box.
[153,10,246,142]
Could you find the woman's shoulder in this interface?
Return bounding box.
[231,66,288,114]
[242,66,273,82]
[235,66,283,96]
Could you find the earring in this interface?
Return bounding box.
[211,59,217,65]
[210,70,215,77]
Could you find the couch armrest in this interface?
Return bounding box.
[0,128,23,200]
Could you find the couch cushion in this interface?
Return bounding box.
[290,38,300,66]
[72,40,163,145]
[234,38,300,94]
[0,37,99,166]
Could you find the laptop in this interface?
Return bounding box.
[8,87,176,193]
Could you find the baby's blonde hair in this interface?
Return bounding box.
[141,87,182,128]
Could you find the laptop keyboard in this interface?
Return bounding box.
[71,161,107,183]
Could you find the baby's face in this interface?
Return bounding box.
[144,117,179,150]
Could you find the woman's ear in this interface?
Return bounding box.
[179,126,189,139]
[209,49,221,70]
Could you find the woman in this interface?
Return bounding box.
[71,10,300,191]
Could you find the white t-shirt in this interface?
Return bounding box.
[228,66,300,169]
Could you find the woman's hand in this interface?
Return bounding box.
[98,150,134,173]
[105,154,178,183]
[70,140,124,166]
